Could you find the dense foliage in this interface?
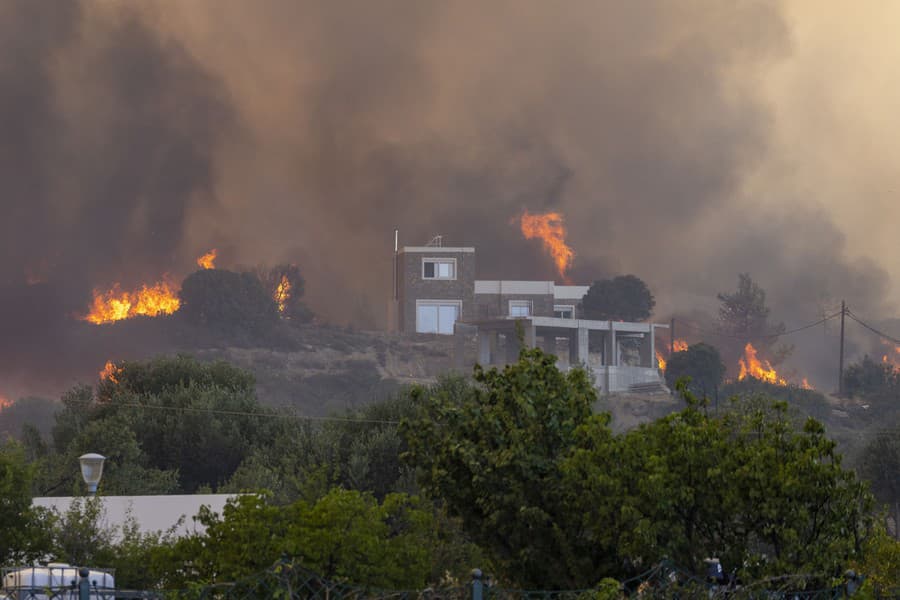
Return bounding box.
[179,269,280,336]
[0,350,889,591]
[404,352,874,588]
[844,354,899,398]
[582,275,655,321]
[402,348,596,587]
[663,342,726,399]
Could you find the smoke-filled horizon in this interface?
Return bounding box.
[2,0,898,395]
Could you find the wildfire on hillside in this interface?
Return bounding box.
[100,360,122,383]
[274,275,291,314]
[197,249,217,269]
[656,338,690,370]
[82,251,227,324]
[82,280,181,324]
[738,343,788,386]
[518,210,575,282]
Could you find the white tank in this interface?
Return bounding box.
[2,564,115,598]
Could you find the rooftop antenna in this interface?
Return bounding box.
[392,229,399,300]
[425,235,443,247]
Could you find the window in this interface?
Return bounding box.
[509,300,532,317]
[416,300,461,334]
[422,258,456,280]
[554,304,575,319]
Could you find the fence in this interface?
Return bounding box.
[0,559,891,600]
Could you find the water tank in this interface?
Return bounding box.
[2,564,115,598]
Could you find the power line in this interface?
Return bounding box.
[845,309,900,346]
[63,398,402,426]
[676,311,841,341]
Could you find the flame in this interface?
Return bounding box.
[197,249,217,270]
[274,275,291,313]
[82,280,181,324]
[801,378,813,390]
[738,343,788,386]
[100,360,122,384]
[656,339,688,371]
[878,341,900,370]
[0,395,11,412]
[518,210,574,281]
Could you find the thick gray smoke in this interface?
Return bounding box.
[0,1,893,393]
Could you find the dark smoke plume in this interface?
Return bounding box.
[0,1,895,395]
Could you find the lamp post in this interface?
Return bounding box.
[78,453,105,496]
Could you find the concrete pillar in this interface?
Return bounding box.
[650,326,656,369]
[575,327,589,365]
[609,323,618,367]
[489,331,498,365]
[478,331,492,365]
[541,334,557,357]
[506,333,521,363]
[454,329,466,370]
[568,333,578,365]
[523,324,536,349]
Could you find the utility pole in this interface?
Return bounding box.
[838,300,846,397]
[670,317,675,358]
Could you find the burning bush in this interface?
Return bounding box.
[178,268,279,338]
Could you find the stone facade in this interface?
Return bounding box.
[397,247,475,333]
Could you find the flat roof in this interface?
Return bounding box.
[466,316,670,332]
[553,285,590,300]
[475,280,555,295]
[400,246,475,253]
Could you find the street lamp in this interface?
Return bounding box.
[79,453,105,496]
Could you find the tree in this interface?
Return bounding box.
[256,264,313,322]
[857,432,900,535]
[663,343,726,399]
[582,275,655,321]
[844,355,898,398]
[178,268,279,336]
[43,356,276,494]
[717,273,789,369]
[156,489,435,589]
[566,385,873,582]
[401,348,597,588]
[0,441,53,564]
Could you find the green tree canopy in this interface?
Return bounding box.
[0,441,53,565]
[403,347,874,587]
[42,356,276,494]
[569,386,872,582]
[663,342,726,399]
[155,489,435,589]
[582,275,655,321]
[401,348,596,588]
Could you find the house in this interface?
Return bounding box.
[389,237,668,393]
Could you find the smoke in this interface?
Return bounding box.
[1,0,897,393]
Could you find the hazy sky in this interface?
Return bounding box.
[2,1,899,389]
